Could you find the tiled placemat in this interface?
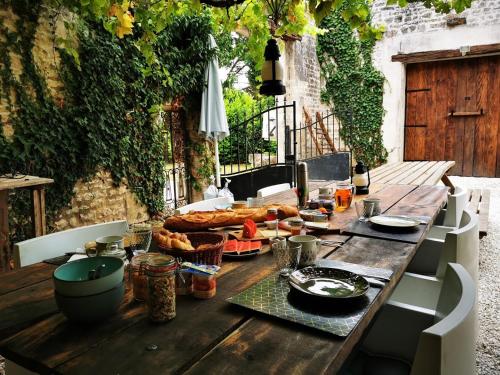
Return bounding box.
[43,254,72,266]
[341,219,428,244]
[228,272,382,337]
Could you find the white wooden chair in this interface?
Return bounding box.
[405,208,478,281]
[174,197,231,215]
[427,185,468,240]
[342,263,477,375]
[13,220,129,268]
[256,183,291,198]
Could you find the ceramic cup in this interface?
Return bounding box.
[363,198,381,216]
[95,236,124,254]
[288,235,322,266]
[269,236,286,249]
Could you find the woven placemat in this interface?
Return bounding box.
[228,272,382,337]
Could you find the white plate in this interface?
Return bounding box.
[369,215,420,228]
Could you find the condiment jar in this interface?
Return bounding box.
[145,254,177,323]
[266,208,278,221]
[289,218,304,236]
[130,253,157,301]
[193,273,217,299]
[175,270,193,295]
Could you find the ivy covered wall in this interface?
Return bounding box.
[0,2,216,243]
[317,8,387,167]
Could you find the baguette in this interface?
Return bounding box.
[163,204,298,232]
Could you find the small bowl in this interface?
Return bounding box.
[232,201,248,209]
[53,256,124,297]
[96,236,124,252]
[264,220,277,229]
[55,281,125,322]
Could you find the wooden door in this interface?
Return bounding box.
[404,56,500,177]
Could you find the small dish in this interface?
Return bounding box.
[289,266,369,299]
[264,220,278,229]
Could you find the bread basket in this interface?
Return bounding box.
[157,232,226,266]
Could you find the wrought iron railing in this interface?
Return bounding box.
[220,100,297,177]
[162,110,188,215]
[296,109,350,161]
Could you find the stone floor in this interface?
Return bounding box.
[0,177,498,374]
[449,176,500,374]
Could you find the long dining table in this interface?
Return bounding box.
[0,182,449,374]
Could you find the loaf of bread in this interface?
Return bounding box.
[163,204,298,232]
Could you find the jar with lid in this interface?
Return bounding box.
[193,273,216,299]
[289,218,304,236]
[145,254,177,323]
[266,208,278,221]
[130,253,157,301]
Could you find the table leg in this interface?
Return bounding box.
[0,190,10,271]
[441,174,455,194]
[31,187,47,237]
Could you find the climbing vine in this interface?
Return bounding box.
[317,7,387,167]
[0,2,215,241]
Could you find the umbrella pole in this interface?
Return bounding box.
[214,138,222,187]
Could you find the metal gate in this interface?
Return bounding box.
[162,110,188,215]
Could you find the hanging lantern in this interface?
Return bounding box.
[259,39,286,96]
[352,161,371,195]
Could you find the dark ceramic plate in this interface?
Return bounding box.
[288,266,369,299]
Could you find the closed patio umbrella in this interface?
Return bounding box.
[199,35,229,187]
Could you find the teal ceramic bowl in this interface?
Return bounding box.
[55,281,125,322]
[53,256,124,297]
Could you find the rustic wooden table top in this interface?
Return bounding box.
[0,184,448,374]
[0,175,54,191]
[369,161,455,186]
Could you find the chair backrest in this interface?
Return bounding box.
[175,197,231,215]
[411,263,477,375]
[256,183,291,198]
[443,186,468,228]
[436,209,479,283]
[14,220,129,268]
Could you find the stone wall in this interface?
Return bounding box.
[370,0,500,162]
[53,171,149,231]
[0,7,150,233]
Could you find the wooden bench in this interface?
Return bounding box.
[466,189,490,238]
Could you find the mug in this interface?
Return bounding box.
[335,182,356,212]
[288,235,321,266]
[319,187,333,196]
[95,236,124,254]
[363,198,381,216]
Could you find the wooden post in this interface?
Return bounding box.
[0,190,10,271]
[31,187,47,237]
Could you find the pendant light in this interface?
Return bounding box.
[259,39,286,96]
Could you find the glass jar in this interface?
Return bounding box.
[130,253,157,301]
[193,273,217,299]
[145,254,177,323]
[175,270,193,295]
[289,218,304,236]
[266,208,278,221]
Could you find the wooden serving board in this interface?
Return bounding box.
[228,229,292,242]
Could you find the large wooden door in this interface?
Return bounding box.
[404,56,500,177]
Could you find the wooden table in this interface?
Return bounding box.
[369,161,455,188]
[0,175,54,271]
[0,184,448,374]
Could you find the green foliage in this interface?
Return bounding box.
[317,7,387,167]
[0,4,214,241]
[219,89,275,165]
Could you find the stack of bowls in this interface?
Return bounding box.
[53,256,125,322]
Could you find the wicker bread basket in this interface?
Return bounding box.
[157,232,226,266]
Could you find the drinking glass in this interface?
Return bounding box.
[335,182,356,211]
[355,201,375,222]
[272,241,302,278]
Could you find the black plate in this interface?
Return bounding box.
[289,266,369,299]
